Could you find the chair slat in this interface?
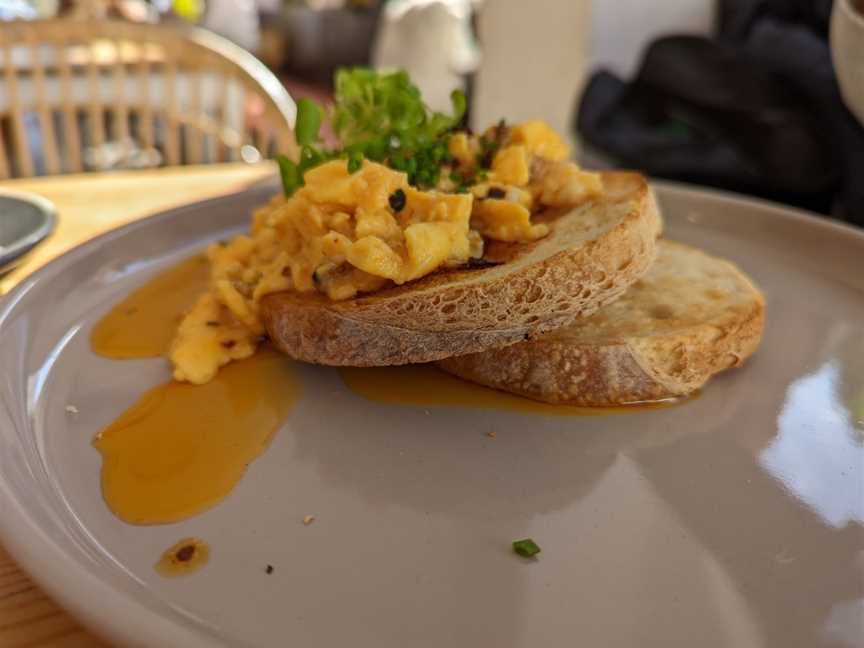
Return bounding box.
[55,28,83,173]
[0,123,10,179]
[220,65,235,162]
[86,39,106,150]
[2,42,35,177]
[215,66,225,163]
[137,38,154,151]
[27,33,61,175]
[111,36,130,142]
[187,68,204,164]
[163,39,180,166]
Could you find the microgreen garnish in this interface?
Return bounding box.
[513,538,541,558]
[294,98,323,147]
[276,68,466,196]
[276,154,303,197]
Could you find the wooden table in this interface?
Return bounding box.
[0,162,275,646]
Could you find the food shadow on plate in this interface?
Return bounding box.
[281,298,863,647]
[271,361,764,647]
[289,362,748,523]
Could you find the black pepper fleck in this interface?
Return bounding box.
[486,187,506,199]
[205,321,219,327]
[265,565,274,574]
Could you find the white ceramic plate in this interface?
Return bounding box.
[0,181,862,648]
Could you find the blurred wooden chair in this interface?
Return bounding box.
[0,19,297,178]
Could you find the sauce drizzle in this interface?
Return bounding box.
[340,364,680,416]
[155,538,211,577]
[91,255,210,359]
[93,348,300,525]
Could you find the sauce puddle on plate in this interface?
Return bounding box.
[339,365,680,415]
[90,254,665,527]
[91,254,210,359]
[94,348,299,525]
[156,538,211,577]
[91,255,300,525]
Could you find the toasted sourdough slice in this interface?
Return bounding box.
[438,241,765,405]
[261,171,662,366]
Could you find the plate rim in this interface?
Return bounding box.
[0,189,58,271]
[0,180,862,647]
[652,177,864,242]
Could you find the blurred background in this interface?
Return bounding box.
[1,0,862,225]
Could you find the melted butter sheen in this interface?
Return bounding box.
[91,255,210,359]
[94,349,300,525]
[339,365,678,415]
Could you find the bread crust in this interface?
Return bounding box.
[438,241,766,405]
[261,171,662,366]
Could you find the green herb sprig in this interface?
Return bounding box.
[512,538,541,558]
[276,68,467,197]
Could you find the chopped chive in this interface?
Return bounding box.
[388,189,407,212]
[512,538,541,558]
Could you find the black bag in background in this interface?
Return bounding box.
[716,0,832,39]
[576,0,864,225]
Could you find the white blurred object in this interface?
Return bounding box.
[0,0,37,19]
[473,0,713,148]
[254,0,280,13]
[84,138,162,171]
[473,0,589,142]
[202,0,261,53]
[591,0,714,78]
[831,0,864,126]
[30,0,59,17]
[373,0,480,114]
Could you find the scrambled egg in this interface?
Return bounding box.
[172,160,478,383]
[449,120,603,241]
[171,120,604,384]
